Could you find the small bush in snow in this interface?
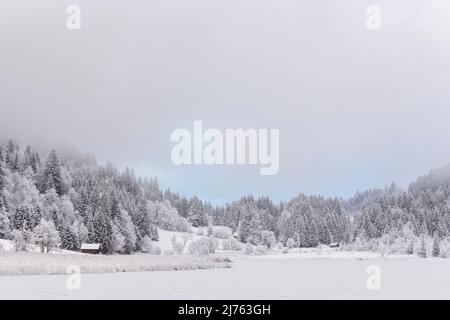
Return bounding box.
[182,233,193,246]
[163,249,173,255]
[244,243,254,255]
[255,245,268,255]
[286,238,295,249]
[207,225,213,236]
[188,237,216,255]
[222,238,242,250]
[212,226,232,239]
[276,242,283,249]
[173,242,185,255]
[440,239,450,258]
[260,231,276,249]
[229,238,242,250]
[148,245,161,255]
[196,228,205,236]
[12,229,35,252]
[222,239,231,250]
[282,247,289,254]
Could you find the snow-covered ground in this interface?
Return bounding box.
[0,239,83,255]
[0,254,449,299]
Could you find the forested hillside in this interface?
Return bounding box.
[1,139,450,256]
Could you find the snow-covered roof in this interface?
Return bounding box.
[81,243,100,250]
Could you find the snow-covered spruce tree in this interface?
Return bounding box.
[13,206,33,231]
[59,225,79,251]
[133,198,158,250]
[39,150,64,196]
[4,140,18,171]
[286,238,295,249]
[418,235,427,258]
[432,233,440,257]
[93,211,113,254]
[113,208,137,254]
[406,241,414,255]
[187,196,208,227]
[22,145,34,172]
[0,145,4,191]
[34,218,61,253]
[0,205,11,239]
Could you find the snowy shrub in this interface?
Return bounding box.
[244,243,254,255]
[439,239,450,258]
[282,247,289,254]
[229,238,242,250]
[222,239,231,250]
[163,249,174,255]
[148,245,161,255]
[212,226,232,239]
[276,242,283,249]
[12,229,35,252]
[207,225,213,236]
[286,238,295,249]
[182,233,193,246]
[260,231,276,249]
[0,242,4,252]
[195,228,205,236]
[222,238,242,251]
[188,237,216,255]
[254,245,269,255]
[173,242,185,255]
[316,245,323,255]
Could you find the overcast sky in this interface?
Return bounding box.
[1,0,450,204]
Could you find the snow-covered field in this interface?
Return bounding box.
[0,254,449,299]
[0,251,232,276]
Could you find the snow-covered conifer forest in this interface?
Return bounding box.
[1,138,450,259]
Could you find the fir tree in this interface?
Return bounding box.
[432,233,440,257]
[187,196,207,227]
[40,150,64,195]
[91,211,113,254]
[0,145,4,191]
[418,235,427,258]
[406,240,414,255]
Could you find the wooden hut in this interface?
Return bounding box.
[80,243,101,254]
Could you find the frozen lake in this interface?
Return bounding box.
[0,255,449,299]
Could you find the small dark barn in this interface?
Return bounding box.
[81,243,101,254]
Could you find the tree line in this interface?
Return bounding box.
[1,139,450,255]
